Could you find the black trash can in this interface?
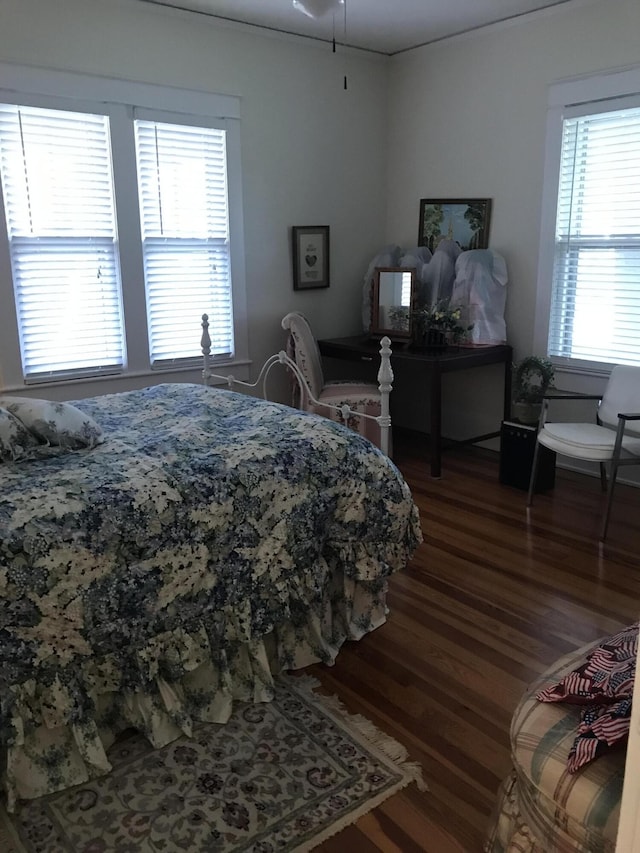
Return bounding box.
[499,420,556,492]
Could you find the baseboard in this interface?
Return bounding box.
[556,459,640,489]
[394,427,640,489]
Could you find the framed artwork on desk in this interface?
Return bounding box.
[292,225,330,290]
[418,198,491,253]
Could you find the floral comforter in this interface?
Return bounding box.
[0,383,421,808]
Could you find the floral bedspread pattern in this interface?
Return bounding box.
[0,383,421,809]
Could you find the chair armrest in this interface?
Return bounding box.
[538,391,604,431]
[542,392,603,401]
[612,412,640,452]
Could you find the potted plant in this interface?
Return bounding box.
[512,355,555,424]
[412,302,473,349]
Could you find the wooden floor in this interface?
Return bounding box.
[308,434,640,853]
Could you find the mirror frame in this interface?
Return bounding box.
[371,266,416,340]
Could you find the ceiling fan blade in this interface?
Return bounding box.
[292,0,344,20]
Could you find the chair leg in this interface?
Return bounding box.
[527,440,542,507]
[599,462,607,492]
[600,461,619,541]
[601,419,627,541]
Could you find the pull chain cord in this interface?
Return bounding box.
[330,0,346,88]
[343,0,347,89]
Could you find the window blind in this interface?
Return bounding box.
[549,104,640,367]
[134,119,233,366]
[0,104,125,380]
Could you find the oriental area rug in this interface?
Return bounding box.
[0,675,425,853]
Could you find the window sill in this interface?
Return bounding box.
[0,359,252,399]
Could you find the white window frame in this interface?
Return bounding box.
[0,62,248,391]
[534,63,640,378]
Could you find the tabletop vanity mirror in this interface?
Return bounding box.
[371,267,416,341]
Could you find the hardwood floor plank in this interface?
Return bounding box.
[357,811,427,853]
[378,793,469,853]
[318,824,382,852]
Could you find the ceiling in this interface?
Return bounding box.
[135,0,579,55]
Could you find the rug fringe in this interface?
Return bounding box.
[290,673,322,692]
[287,674,428,792]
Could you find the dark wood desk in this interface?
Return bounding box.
[318,336,513,478]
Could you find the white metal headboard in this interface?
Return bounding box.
[200,314,393,456]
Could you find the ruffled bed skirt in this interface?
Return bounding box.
[2,570,389,812]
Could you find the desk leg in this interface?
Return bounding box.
[430,364,442,478]
[503,357,512,421]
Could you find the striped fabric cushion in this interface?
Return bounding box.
[485,643,625,853]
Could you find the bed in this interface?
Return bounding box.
[0,376,422,811]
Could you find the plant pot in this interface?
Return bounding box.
[512,401,542,425]
[413,328,448,351]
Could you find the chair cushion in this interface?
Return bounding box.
[319,382,381,403]
[507,643,625,852]
[538,422,640,460]
[283,313,325,399]
[598,364,640,433]
[311,384,382,448]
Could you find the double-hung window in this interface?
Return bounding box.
[0,66,245,389]
[0,104,125,381]
[549,102,640,368]
[537,67,640,373]
[134,116,233,367]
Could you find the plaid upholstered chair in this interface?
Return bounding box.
[485,631,633,853]
[281,311,389,453]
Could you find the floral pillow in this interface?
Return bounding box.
[0,406,39,461]
[536,623,637,705]
[0,396,104,449]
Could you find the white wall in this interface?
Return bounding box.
[0,0,388,400]
[386,0,640,440]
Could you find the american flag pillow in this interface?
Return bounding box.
[536,623,637,705]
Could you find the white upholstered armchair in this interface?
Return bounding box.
[281,312,389,453]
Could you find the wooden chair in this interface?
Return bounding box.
[527,365,640,540]
[281,311,390,453]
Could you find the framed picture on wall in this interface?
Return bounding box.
[418,198,492,253]
[292,225,330,290]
